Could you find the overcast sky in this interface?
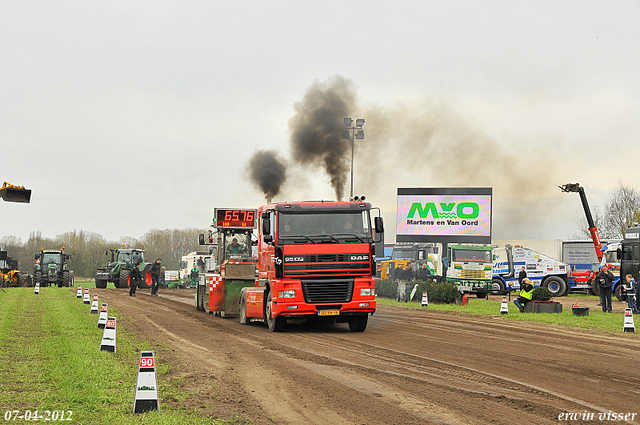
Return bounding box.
[2,1,639,244]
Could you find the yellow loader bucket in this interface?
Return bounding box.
[0,182,31,203]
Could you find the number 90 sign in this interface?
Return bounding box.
[140,357,154,368]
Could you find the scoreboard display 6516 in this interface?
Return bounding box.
[214,209,257,229]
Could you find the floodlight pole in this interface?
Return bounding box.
[342,118,365,199]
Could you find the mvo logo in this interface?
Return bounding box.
[408,202,480,219]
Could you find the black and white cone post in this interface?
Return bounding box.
[83,288,90,304]
[76,285,83,298]
[133,351,160,414]
[500,297,509,315]
[98,304,108,329]
[100,317,117,352]
[623,308,636,333]
[34,282,40,294]
[421,291,429,307]
[90,295,99,314]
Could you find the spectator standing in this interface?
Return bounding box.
[518,266,527,284]
[596,265,615,313]
[419,263,431,281]
[160,265,167,289]
[403,262,414,281]
[624,274,639,314]
[190,264,199,289]
[129,260,142,297]
[150,258,162,296]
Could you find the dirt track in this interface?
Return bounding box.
[90,287,640,425]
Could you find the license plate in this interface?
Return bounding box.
[318,310,339,316]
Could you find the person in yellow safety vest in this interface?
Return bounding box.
[513,278,534,312]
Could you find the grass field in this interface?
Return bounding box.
[376,296,639,335]
[0,286,233,425]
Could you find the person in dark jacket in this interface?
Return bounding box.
[518,266,527,284]
[403,262,414,281]
[624,274,639,314]
[513,278,534,312]
[129,260,142,297]
[419,263,431,281]
[596,265,615,313]
[150,258,162,296]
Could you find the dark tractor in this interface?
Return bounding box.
[34,249,74,287]
[95,248,152,289]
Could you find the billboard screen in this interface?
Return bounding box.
[396,187,492,244]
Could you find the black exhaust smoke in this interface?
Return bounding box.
[288,76,356,201]
[247,150,287,204]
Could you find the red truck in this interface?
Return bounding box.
[239,200,384,332]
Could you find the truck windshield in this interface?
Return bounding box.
[117,252,132,263]
[392,249,416,261]
[451,249,491,263]
[132,251,144,264]
[42,253,61,264]
[278,211,371,243]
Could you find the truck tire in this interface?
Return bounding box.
[20,274,32,287]
[348,314,368,332]
[614,285,625,302]
[544,276,566,297]
[62,270,70,287]
[119,270,130,288]
[95,278,107,289]
[239,297,248,325]
[34,271,42,287]
[196,283,204,311]
[490,278,506,296]
[266,291,285,332]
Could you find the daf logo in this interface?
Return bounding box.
[284,256,304,262]
[350,255,369,261]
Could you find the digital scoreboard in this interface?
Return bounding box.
[214,208,257,229]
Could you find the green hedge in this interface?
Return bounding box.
[375,279,460,304]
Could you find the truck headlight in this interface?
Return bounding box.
[360,288,374,296]
[278,290,296,298]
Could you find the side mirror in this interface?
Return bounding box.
[374,216,384,234]
[105,250,109,256]
[264,235,273,244]
[199,234,205,245]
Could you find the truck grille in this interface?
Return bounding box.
[301,278,353,303]
[284,253,371,277]
[459,270,485,279]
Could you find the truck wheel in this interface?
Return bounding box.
[614,285,625,302]
[544,276,566,297]
[266,291,285,332]
[62,271,70,287]
[196,283,204,311]
[95,278,107,289]
[348,314,368,332]
[34,271,42,287]
[239,297,248,325]
[490,279,506,296]
[119,270,130,288]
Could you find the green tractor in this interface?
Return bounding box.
[95,247,152,289]
[34,248,74,287]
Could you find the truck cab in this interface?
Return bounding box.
[253,200,383,332]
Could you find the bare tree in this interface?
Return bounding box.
[603,181,640,238]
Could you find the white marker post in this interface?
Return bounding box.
[34,282,40,295]
[83,288,90,304]
[421,291,429,307]
[90,294,99,314]
[76,285,82,298]
[97,304,108,328]
[133,351,160,413]
[500,297,509,315]
[100,317,116,352]
[623,308,636,333]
